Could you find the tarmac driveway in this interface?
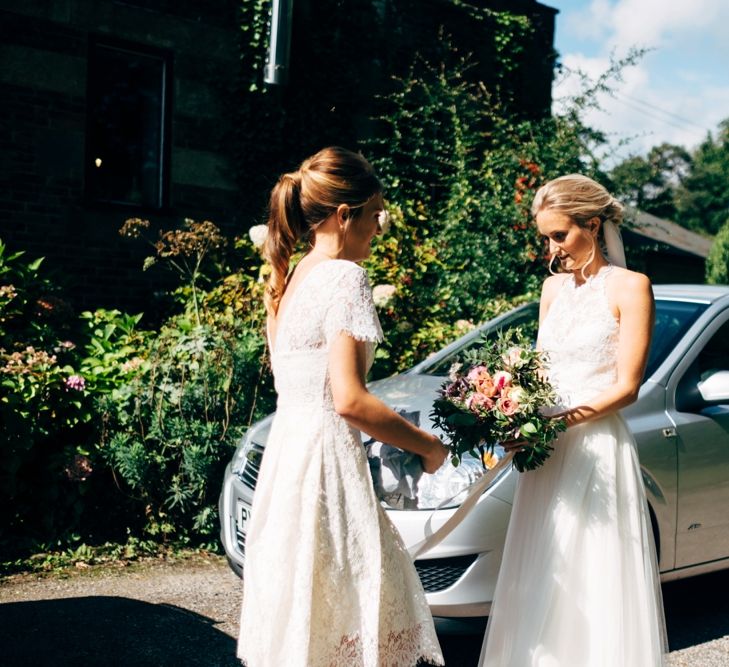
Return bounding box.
[0,555,727,666]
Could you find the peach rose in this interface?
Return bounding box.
[507,385,526,404]
[503,346,525,367]
[467,366,498,398]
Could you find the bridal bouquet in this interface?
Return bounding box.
[431,328,566,473]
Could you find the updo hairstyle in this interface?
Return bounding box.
[263,146,381,316]
[530,174,624,240]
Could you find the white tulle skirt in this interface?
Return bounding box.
[479,414,668,667]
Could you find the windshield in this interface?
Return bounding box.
[419,299,707,379]
[420,303,539,376]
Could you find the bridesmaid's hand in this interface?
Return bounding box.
[421,435,448,474]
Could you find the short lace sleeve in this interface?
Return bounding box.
[324,263,384,345]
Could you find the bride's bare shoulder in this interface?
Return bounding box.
[541,273,569,298]
[609,267,652,292]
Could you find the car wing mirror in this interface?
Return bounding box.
[697,370,729,404]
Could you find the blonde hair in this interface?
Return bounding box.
[531,174,624,232]
[262,146,381,316]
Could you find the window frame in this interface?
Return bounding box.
[83,35,173,212]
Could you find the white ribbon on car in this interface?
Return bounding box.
[408,450,515,561]
[603,220,627,269]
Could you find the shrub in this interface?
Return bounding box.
[363,40,624,377]
[94,223,275,543]
[95,314,273,542]
[706,218,729,284]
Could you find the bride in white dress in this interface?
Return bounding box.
[479,175,667,666]
[237,147,446,667]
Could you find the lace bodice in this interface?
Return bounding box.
[538,266,619,407]
[271,259,383,411]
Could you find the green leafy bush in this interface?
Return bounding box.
[363,40,624,377]
[0,240,156,558]
[706,218,729,285]
[0,240,89,548]
[94,222,274,543]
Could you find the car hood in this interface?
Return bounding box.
[367,373,446,431]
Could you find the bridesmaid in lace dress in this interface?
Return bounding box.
[479,175,667,666]
[237,147,446,667]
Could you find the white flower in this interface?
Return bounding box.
[448,362,463,382]
[377,210,391,234]
[372,284,396,308]
[455,319,475,331]
[248,224,268,249]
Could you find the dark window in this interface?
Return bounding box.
[647,300,708,378]
[676,314,729,412]
[695,319,729,378]
[85,39,171,208]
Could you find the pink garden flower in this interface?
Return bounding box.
[121,357,143,373]
[65,375,85,391]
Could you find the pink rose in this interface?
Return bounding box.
[466,392,494,414]
[496,396,519,416]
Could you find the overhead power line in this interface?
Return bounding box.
[610,93,709,138]
[614,92,710,132]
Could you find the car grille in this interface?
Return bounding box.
[414,554,477,592]
[236,524,246,553]
[235,442,265,490]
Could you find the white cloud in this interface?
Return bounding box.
[608,0,725,50]
[555,0,729,159]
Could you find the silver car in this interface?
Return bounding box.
[219,284,729,618]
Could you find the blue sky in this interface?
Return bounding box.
[547,0,729,161]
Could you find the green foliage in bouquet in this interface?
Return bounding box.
[431,328,566,472]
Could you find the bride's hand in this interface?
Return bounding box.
[502,438,529,452]
[421,435,448,474]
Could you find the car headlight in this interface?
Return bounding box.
[413,446,508,510]
[231,432,256,475]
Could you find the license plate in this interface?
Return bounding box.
[237,500,252,536]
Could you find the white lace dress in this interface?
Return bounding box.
[238,259,444,667]
[479,266,667,666]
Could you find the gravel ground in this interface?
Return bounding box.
[1,555,728,666]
